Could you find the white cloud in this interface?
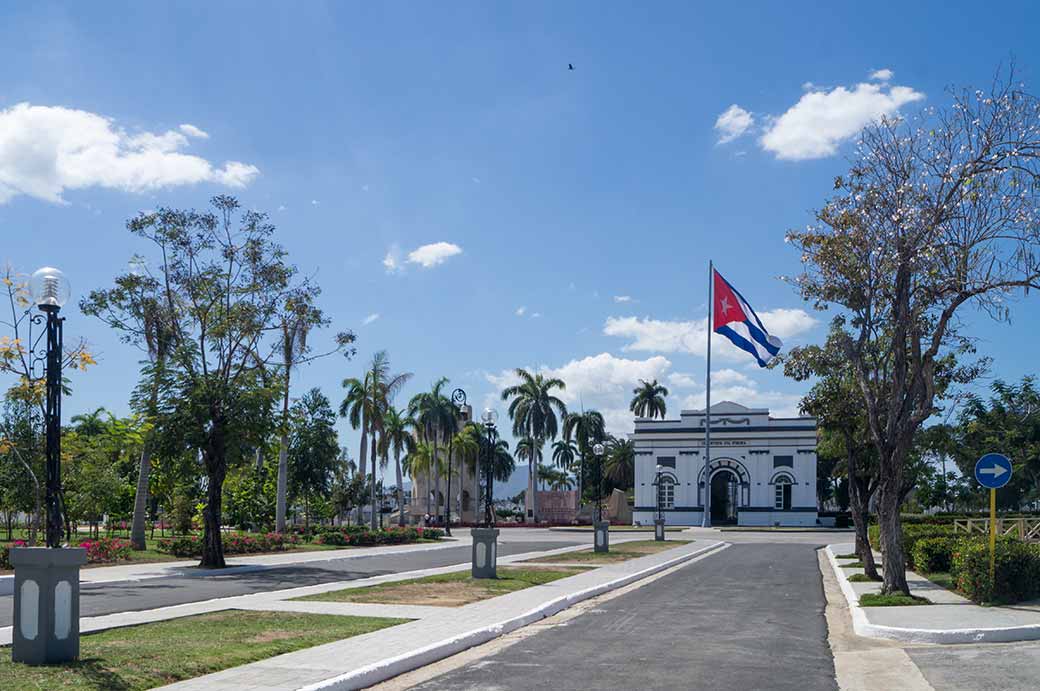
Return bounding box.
[515,306,526,317]
[277,204,287,212]
[613,295,635,304]
[667,372,697,389]
[869,68,894,81]
[311,199,320,205]
[714,104,754,144]
[530,312,542,319]
[603,308,816,360]
[487,352,674,436]
[0,103,259,204]
[760,81,924,160]
[362,313,380,326]
[406,241,462,268]
[682,385,802,418]
[383,244,402,274]
[178,123,209,139]
[713,368,751,385]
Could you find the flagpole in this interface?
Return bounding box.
[703,260,713,528]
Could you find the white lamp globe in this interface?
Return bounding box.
[593,442,605,456]
[481,408,499,426]
[30,267,71,309]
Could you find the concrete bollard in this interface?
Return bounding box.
[655,518,666,541]
[594,520,610,553]
[11,547,87,665]
[471,527,500,579]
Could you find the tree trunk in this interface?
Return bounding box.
[369,433,378,530]
[877,470,909,595]
[200,421,228,569]
[130,443,153,550]
[395,449,405,527]
[357,413,367,525]
[276,433,288,533]
[445,437,454,536]
[849,478,880,580]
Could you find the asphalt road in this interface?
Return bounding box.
[409,542,837,691]
[0,539,580,627]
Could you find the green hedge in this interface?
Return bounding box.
[867,524,956,569]
[314,526,442,546]
[951,539,1040,605]
[911,536,959,573]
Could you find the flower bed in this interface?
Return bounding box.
[78,536,132,563]
[950,538,1040,605]
[156,532,299,558]
[314,526,442,547]
[0,540,26,569]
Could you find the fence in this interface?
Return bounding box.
[953,518,1040,543]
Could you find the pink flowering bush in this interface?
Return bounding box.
[77,537,132,563]
[156,532,297,558]
[0,540,28,569]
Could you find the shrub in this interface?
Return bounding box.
[911,536,959,574]
[868,523,955,568]
[0,540,27,569]
[157,534,203,557]
[78,537,132,563]
[951,538,1040,604]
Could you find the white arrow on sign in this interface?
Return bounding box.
[980,465,1008,477]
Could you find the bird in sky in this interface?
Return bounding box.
[568,63,574,70]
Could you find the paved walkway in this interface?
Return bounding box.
[156,539,724,690]
[407,542,836,691]
[827,544,1040,643]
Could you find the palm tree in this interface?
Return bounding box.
[380,407,416,527]
[551,438,578,473]
[501,370,567,523]
[516,437,545,489]
[450,424,480,520]
[605,437,636,490]
[407,378,454,521]
[539,465,574,491]
[563,409,606,505]
[340,377,372,514]
[630,379,669,419]
[362,352,412,529]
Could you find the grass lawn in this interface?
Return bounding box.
[524,539,689,565]
[296,566,587,607]
[835,553,859,559]
[0,610,407,691]
[847,573,882,583]
[840,561,882,569]
[860,593,931,607]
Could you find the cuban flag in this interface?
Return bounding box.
[713,268,782,367]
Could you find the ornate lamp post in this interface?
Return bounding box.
[445,388,467,537]
[11,267,87,665]
[472,407,499,578]
[654,464,666,541]
[592,441,609,553]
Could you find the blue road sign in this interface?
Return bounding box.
[974,453,1013,489]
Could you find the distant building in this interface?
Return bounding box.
[405,404,482,525]
[631,401,818,527]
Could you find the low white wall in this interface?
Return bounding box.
[737,511,817,527]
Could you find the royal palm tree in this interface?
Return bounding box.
[630,379,669,419]
[516,437,545,489]
[563,409,606,505]
[403,441,433,513]
[501,370,567,523]
[450,424,480,521]
[605,437,636,490]
[407,378,454,521]
[363,352,412,529]
[551,438,578,473]
[539,465,574,491]
[380,406,416,527]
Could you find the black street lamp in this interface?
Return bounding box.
[480,408,498,528]
[446,388,467,537]
[653,464,666,541]
[12,267,87,665]
[592,441,609,553]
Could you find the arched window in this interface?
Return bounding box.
[774,474,793,510]
[657,476,675,510]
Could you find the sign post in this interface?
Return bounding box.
[974,453,1013,586]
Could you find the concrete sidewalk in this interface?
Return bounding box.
[826,543,1040,644]
[154,539,726,691]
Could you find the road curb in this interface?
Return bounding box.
[825,545,1040,645]
[300,540,729,691]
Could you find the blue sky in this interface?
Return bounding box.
[3,2,1040,495]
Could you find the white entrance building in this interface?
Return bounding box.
[632,401,818,527]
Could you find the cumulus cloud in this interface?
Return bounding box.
[667,372,697,389]
[178,123,209,139]
[362,313,380,326]
[714,104,754,144]
[613,295,635,304]
[515,306,527,317]
[406,242,463,268]
[759,81,924,160]
[487,353,674,435]
[0,103,258,204]
[869,68,894,81]
[603,308,816,360]
[682,385,802,418]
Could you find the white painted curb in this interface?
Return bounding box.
[300,541,730,691]
[825,545,1040,645]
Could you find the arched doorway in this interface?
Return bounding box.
[710,469,739,525]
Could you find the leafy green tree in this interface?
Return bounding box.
[288,388,340,530]
[108,196,291,567]
[562,409,605,505]
[551,438,577,474]
[786,72,1040,593]
[407,377,453,519]
[604,437,635,491]
[502,370,567,523]
[630,379,668,419]
[516,437,543,489]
